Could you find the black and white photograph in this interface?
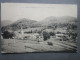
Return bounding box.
[1,3,77,53]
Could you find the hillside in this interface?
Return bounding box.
[39,16,77,26]
[9,18,37,29]
[1,16,77,31]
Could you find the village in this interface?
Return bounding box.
[1,23,77,53]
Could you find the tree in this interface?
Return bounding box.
[2,31,15,39]
[43,31,50,41]
[49,32,55,36]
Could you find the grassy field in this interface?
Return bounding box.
[1,38,77,53]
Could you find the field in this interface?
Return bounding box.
[1,37,77,53]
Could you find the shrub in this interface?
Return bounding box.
[47,42,53,46]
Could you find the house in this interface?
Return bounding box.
[55,28,67,39]
[55,28,67,34]
[55,33,64,39]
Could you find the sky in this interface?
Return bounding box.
[1,3,77,21]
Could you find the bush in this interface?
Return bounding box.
[47,42,53,46]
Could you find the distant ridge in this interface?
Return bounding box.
[9,18,37,29]
[1,16,77,30]
[39,16,77,26]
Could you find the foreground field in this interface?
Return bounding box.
[1,38,77,53]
